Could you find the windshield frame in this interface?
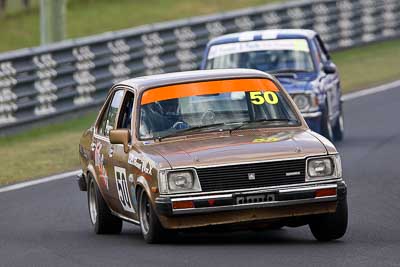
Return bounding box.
[135,77,304,141]
[204,37,318,74]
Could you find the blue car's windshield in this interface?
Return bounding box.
[206,38,314,73]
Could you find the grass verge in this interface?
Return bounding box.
[0,112,97,185]
[332,39,400,92]
[0,0,286,52]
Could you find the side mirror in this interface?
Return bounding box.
[109,129,130,153]
[323,62,337,74]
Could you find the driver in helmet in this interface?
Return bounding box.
[157,98,189,130]
[140,98,189,138]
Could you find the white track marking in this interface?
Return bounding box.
[0,79,399,193]
[342,80,400,102]
[0,170,80,193]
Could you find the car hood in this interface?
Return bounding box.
[143,129,329,169]
[276,77,313,93]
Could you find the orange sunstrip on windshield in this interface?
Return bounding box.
[141,78,279,105]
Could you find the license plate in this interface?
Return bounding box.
[236,193,276,205]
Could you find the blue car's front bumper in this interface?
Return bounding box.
[302,111,322,133]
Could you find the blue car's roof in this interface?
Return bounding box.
[207,29,317,46]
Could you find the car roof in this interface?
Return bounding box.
[207,29,317,46]
[117,69,275,92]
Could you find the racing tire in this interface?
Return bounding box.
[309,198,348,241]
[321,104,333,141]
[138,189,173,243]
[87,176,122,235]
[332,109,344,142]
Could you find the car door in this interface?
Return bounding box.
[93,89,124,203]
[315,36,341,121]
[109,90,139,220]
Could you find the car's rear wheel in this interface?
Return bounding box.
[309,198,348,241]
[333,108,344,141]
[88,175,122,234]
[321,104,333,141]
[138,189,173,243]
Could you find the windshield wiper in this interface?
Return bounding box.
[154,122,231,141]
[270,69,311,74]
[154,119,297,141]
[232,118,298,131]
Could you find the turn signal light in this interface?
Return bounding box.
[172,200,194,209]
[315,188,337,197]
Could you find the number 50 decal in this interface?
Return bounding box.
[250,91,278,105]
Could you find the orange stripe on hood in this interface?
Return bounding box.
[141,78,279,105]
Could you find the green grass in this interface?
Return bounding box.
[0,112,97,185]
[332,39,400,92]
[0,0,286,52]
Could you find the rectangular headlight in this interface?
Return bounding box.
[168,171,194,190]
[306,155,341,181]
[159,169,201,194]
[291,93,319,113]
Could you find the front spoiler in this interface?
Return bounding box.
[156,181,346,216]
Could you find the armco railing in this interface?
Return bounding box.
[0,0,399,130]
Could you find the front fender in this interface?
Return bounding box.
[136,175,153,201]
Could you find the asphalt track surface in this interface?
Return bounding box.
[1,87,400,267]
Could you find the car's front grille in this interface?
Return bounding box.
[196,159,306,192]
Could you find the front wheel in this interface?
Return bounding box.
[87,176,122,234]
[309,198,348,241]
[138,190,173,243]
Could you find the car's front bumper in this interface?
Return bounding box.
[156,180,346,229]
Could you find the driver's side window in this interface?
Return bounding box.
[98,90,124,136]
[117,91,135,131]
[314,36,329,63]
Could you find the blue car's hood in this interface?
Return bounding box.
[276,74,316,93]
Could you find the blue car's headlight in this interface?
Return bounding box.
[293,94,310,112]
[291,93,319,113]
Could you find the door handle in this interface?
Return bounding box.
[108,147,114,158]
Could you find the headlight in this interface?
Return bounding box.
[158,169,201,194]
[292,94,311,112]
[306,155,342,181]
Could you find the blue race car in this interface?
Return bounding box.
[201,29,344,141]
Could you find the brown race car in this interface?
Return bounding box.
[78,69,347,243]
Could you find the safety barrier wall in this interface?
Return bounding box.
[0,0,399,129]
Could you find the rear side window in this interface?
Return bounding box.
[98,90,124,136]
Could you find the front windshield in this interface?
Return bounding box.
[206,39,314,73]
[139,78,300,140]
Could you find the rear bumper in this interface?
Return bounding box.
[156,181,346,229]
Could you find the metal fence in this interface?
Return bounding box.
[0,0,399,130]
